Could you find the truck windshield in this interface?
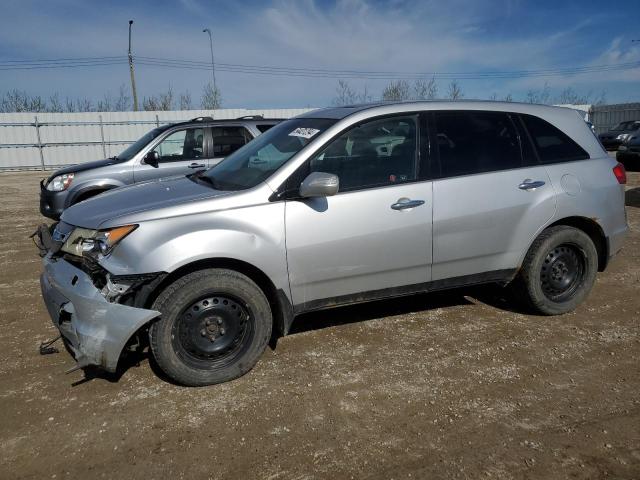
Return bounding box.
[116,127,166,161]
[202,118,336,191]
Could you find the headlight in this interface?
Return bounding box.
[616,134,631,141]
[46,173,74,191]
[61,225,138,257]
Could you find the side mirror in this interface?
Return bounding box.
[144,150,160,168]
[299,172,339,198]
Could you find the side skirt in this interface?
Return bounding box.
[291,268,518,318]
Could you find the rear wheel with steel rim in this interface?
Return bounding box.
[515,226,598,315]
[150,269,272,386]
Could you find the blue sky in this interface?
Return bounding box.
[0,0,639,108]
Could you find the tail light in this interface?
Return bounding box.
[613,162,626,184]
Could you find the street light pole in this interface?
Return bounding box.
[128,20,139,111]
[202,28,217,97]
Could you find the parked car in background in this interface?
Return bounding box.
[617,134,640,166]
[598,120,640,151]
[39,116,281,220]
[36,101,628,386]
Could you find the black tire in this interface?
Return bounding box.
[514,226,598,315]
[149,268,272,386]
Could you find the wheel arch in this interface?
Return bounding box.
[141,257,294,338]
[541,216,608,271]
[66,183,120,207]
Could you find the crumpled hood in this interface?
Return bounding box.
[61,175,231,229]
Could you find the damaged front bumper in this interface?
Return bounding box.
[40,256,161,372]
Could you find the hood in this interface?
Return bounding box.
[61,175,232,229]
[47,158,123,181]
[602,128,640,137]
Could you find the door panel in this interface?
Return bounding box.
[430,110,557,280]
[432,167,555,280]
[285,182,433,309]
[134,128,207,182]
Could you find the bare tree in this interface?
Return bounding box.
[382,80,411,101]
[64,97,76,112]
[48,93,63,113]
[77,98,93,112]
[446,80,463,101]
[413,77,438,100]
[201,82,222,109]
[179,91,193,110]
[28,95,47,112]
[503,93,514,102]
[333,80,358,106]
[115,84,131,111]
[525,82,551,104]
[359,85,373,103]
[1,89,29,112]
[556,87,592,105]
[96,92,114,112]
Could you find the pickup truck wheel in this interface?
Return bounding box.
[149,268,272,386]
[515,226,598,315]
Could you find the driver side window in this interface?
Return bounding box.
[156,128,204,162]
[309,116,418,191]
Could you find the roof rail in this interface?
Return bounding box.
[190,116,214,122]
[236,115,264,120]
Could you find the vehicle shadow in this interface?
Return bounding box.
[289,284,526,335]
[72,285,528,386]
[626,187,640,208]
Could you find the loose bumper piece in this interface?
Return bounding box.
[40,256,161,372]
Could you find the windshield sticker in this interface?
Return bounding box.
[288,127,320,139]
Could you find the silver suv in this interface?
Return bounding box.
[37,101,629,386]
[39,116,281,219]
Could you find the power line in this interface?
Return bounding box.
[0,54,638,80]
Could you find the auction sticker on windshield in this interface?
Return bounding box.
[288,127,320,139]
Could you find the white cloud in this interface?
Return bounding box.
[0,0,637,106]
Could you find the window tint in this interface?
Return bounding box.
[257,124,275,133]
[156,128,204,162]
[212,126,253,157]
[434,111,521,178]
[309,116,417,191]
[520,114,589,164]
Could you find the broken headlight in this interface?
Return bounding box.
[61,225,138,257]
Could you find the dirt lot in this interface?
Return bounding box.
[0,167,639,480]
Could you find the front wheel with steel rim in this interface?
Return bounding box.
[149,268,272,386]
[514,226,598,315]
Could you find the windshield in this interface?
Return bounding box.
[116,126,166,161]
[202,118,336,190]
[612,121,640,132]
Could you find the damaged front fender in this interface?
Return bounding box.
[40,256,161,372]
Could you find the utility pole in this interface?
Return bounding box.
[128,20,139,111]
[202,28,217,102]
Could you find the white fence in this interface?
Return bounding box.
[0,108,315,171]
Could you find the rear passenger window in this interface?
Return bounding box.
[211,127,253,157]
[309,116,417,192]
[520,114,589,164]
[434,111,521,178]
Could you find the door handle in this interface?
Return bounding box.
[518,179,546,191]
[391,199,425,210]
[189,163,206,169]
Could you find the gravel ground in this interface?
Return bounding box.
[0,167,639,480]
